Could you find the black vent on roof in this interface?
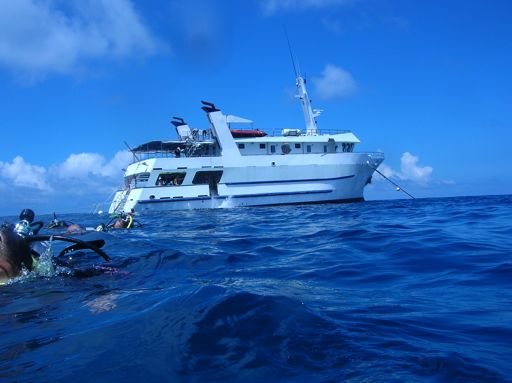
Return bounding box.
[201,100,219,113]
[171,117,186,127]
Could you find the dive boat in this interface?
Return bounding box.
[108,74,384,213]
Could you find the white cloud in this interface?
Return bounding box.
[261,0,354,14]
[54,153,106,179]
[312,64,358,100]
[0,156,51,191]
[101,151,133,178]
[0,0,157,80]
[399,152,432,184]
[0,151,132,214]
[377,152,433,185]
[52,151,131,179]
[0,150,130,193]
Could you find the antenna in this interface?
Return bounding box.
[283,25,298,77]
[283,26,319,135]
[124,140,140,162]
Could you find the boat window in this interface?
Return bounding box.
[192,170,223,185]
[125,173,150,188]
[259,143,266,149]
[270,145,276,153]
[323,145,327,153]
[238,143,245,149]
[281,144,291,154]
[295,143,301,149]
[136,172,150,182]
[156,172,186,186]
[306,145,311,153]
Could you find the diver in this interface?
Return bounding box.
[65,223,87,234]
[13,209,44,237]
[102,209,142,230]
[0,228,34,283]
[46,213,91,234]
[0,226,111,285]
[114,212,133,229]
[47,212,73,229]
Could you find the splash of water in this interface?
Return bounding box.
[218,196,235,209]
[32,240,55,277]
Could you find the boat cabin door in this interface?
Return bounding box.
[208,171,223,196]
[209,177,219,196]
[193,170,223,197]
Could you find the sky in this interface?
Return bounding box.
[0,0,511,215]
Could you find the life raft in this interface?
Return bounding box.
[230,129,267,138]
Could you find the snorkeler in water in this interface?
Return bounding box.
[45,212,99,235]
[12,209,44,236]
[0,228,34,283]
[47,212,72,229]
[0,222,111,284]
[113,212,133,229]
[99,210,142,231]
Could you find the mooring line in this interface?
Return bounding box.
[367,161,415,199]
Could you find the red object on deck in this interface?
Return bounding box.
[230,129,268,138]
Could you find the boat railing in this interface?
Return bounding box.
[268,128,351,137]
[135,151,176,160]
[132,151,222,160]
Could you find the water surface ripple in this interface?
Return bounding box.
[1,195,511,382]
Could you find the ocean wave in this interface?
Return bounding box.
[1,195,511,381]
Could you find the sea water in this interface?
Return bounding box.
[1,195,511,382]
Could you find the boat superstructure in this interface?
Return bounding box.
[108,74,384,213]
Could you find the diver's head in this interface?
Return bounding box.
[19,209,35,223]
[65,224,84,235]
[0,229,33,281]
[14,220,33,237]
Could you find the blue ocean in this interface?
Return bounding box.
[1,195,511,382]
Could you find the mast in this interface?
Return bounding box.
[295,75,319,135]
[285,27,320,135]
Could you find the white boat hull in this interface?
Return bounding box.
[109,152,383,213]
